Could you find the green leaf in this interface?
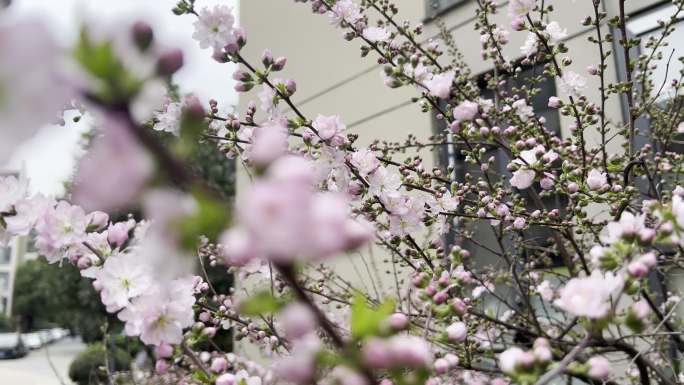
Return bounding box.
[350,294,395,340]
[239,291,287,316]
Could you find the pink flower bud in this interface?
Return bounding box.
[587,356,611,380]
[77,256,92,270]
[387,313,409,331]
[203,327,217,338]
[157,49,184,76]
[155,359,169,374]
[632,300,651,320]
[211,357,228,373]
[272,56,288,71]
[511,17,525,31]
[513,217,526,230]
[132,21,153,51]
[156,342,173,358]
[627,261,649,278]
[87,211,109,231]
[548,96,561,108]
[216,373,236,385]
[434,358,449,374]
[638,252,657,268]
[451,298,467,315]
[446,322,467,342]
[444,353,459,367]
[567,182,579,193]
[433,290,448,304]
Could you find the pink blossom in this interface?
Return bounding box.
[313,115,348,147]
[279,302,317,340]
[35,201,88,262]
[211,357,229,373]
[554,270,624,319]
[5,193,53,236]
[97,253,154,312]
[499,347,526,374]
[453,100,479,122]
[73,114,154,212]
[548,96,561,108]
[446,321,467,342]
[192,5,236,52]
[250,122,289,166]
[520,33,538,57]
[508,0,535,17]
[536,280,554,301]
[586,168,607,191]
[368,167,402,197]
[107,220,136,248]
[558,71,587,97]
[219,227,258,267]
[424,71,455,99]
[587,356,611,380]
[387,313,408,330]
[329,0,362,27]
[545,21,567,43]
[216,373,236,385]
[362,27,390,43]
[350,148,380,176]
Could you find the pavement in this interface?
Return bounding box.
[0,337,85,385]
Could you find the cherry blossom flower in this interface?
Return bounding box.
[512,99,534,120]
[508,0,536,17]
[368,167,402,197]
[5,193,54,236]
[329,0,363,27]
[554,270,624,319]
[558,71,587,97]
[520,32,538,57]
[499,347,528,374]
[192,5,236,52]
[587,356,611,380]
[362,27,390,43]
[153,101,183,135]
[453,100,479,122]
[313,115,348,147]
[545,21,567,43]
[601,212,646,244]
[536,280,554,301]
[509,149,538,189]
[424,71,455,99]
[586,168,607,191]
[0,175,29,214]
[73,114,154,212]
[446,322,467,342]
[35,201,88,262]
[96,253,154,312]
[350,148,380,176]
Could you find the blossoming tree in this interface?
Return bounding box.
[2,0,684,385]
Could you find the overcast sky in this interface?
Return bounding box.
[3,0,238,196]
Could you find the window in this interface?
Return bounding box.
[625,4,684,188]
[0,247,10,265]
[0,272,8,292]
[425,0,468,20]
[434,65,564,268]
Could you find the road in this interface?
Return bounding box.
[0,337,84,385]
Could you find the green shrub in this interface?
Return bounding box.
[68,342,132,385]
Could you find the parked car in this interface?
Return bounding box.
[21,332,43,350]
[38,329,53,344]
[0,333,28,359]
